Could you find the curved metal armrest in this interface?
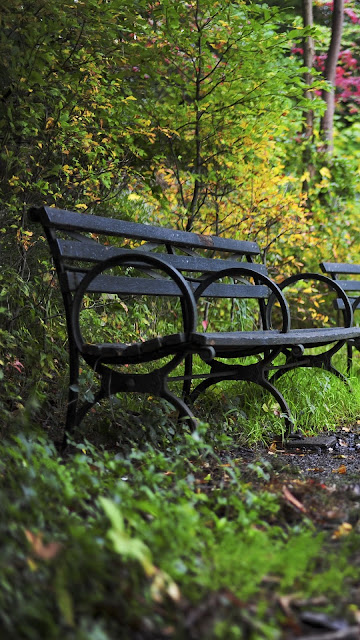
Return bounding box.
[194,265,290,333]
[266,272,353,329]
[71,251,198,353]
[352,295,360,313]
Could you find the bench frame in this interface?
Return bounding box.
[320,261,360,372]
[29,206,358,444]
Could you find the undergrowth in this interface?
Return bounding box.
[2,298,360,638]
[1,417,360,639]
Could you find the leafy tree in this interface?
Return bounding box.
[0,0,159,418]
[0,0,162,234]
[123,0,310,256]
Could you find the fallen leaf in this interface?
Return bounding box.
[332,522,352,539]
[282,486,307,513]
[278,593,302,617]
[25,530,62,560]
[332,464,347,474]
[351,607,360,624]
[150,568,181,603]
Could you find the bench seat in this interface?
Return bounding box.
[320,261,360,371]
[191,326,359,351]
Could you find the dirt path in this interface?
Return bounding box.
[215,425,360,638]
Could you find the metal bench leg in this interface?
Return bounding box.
[182,354,193,401]
[256,376,294,438]
[63,345,80,448]
[162,386,198,430]
[347,342,353,375]
[189,360,294,438]
[64,356,198,437]
[270,342,350,387]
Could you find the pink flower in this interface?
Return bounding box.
[9,360,24,373]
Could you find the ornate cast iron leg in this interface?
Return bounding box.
[270,341,349,387]
[347,341,353,375]
[63,343,80,449]
[66,352,197,437]
[182,354,193,401]
[189,355,294,438]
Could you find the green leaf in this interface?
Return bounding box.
[100,497,155,576]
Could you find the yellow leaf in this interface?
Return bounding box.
[128,193,141,201]
[301,171,310,182]
[75,204,88,209]
[332,522,352,539]
[320,166,331,179]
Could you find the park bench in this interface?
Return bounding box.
[29,206,359,443]
[320,261,360,371]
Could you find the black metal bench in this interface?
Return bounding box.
[29,206,359,442]
[320,261,360,371]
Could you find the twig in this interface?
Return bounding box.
[297,626,359,640]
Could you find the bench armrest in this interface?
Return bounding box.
[193,266,290,332]
[70,252,198,353]
[266,272,353,328]
[351,296,360,313]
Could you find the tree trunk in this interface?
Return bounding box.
[320,0,344,149]
[302,0,315,140]
[301,0,315,201]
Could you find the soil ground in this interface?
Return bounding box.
[216,424,360,639]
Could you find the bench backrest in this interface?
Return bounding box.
[320,262,360,312]
[29,206,271,325]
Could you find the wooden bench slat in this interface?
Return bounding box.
[335,279,360,291]
[320,262,360,275]
[191,326,359,349]
[31,206,261,256]
[64,272,270,299]
[329,280,360,292]
[57,240,268,275]
[335,297,360,309]
[81,326,360,360]
[82,332,187,359]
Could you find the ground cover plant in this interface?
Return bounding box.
[1,355,360,640]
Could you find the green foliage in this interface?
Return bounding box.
[0,0,150,208]
[0,430,358,639]
[126,0,313,239]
